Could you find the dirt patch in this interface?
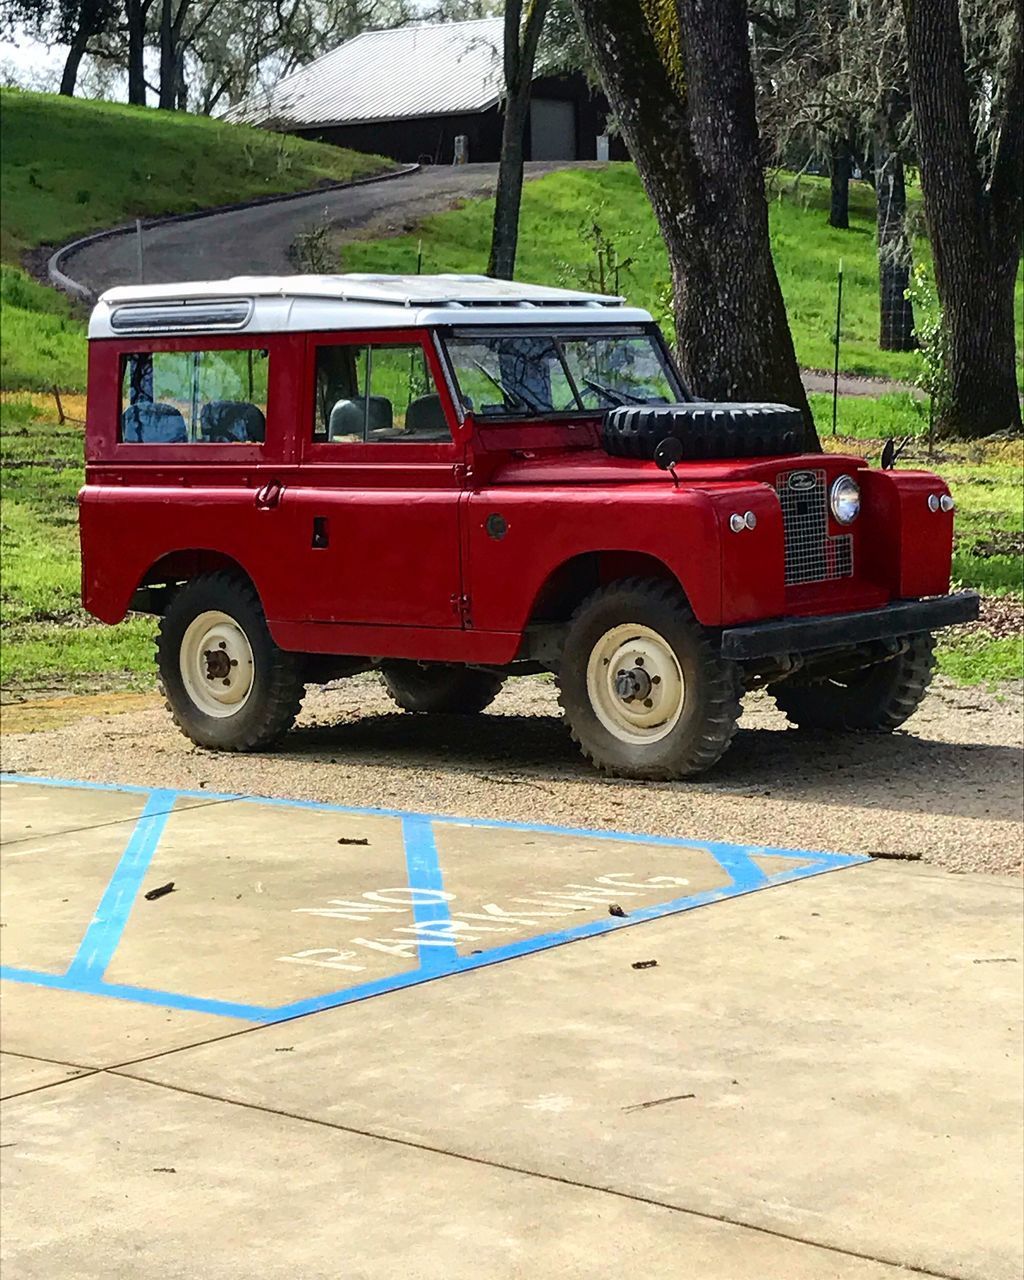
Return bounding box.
[1,690,161,734]
[2,674,1020,877]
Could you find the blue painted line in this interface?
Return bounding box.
[0,965,271,1022]
[65,790,176,981]
[0,772,871,1026]
[400,815,458,975]
[0,773,860,863]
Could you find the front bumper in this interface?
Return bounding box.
[719,591,980,662]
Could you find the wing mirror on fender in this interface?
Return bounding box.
[654,436,684,487]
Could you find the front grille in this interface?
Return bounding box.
[775,469,854,586]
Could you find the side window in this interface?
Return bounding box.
[120,348,269,444]
[313,342,451,444]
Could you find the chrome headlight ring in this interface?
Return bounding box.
[830,474,861,524]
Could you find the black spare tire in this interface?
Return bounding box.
[601,402,807,461]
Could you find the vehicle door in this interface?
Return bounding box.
[277,330,467,628]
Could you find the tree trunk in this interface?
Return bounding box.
[175,49,188,110]
[488,97,529,279]
[126,0,147,105]
[59,22,91,96]
[572,0,815,442]
[487,0,550,281]
[874,138,916,351]
[901,0,1022,436]
[159,0,178,109]
[828,139,850,229]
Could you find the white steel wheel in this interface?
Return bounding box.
[557,578,742,780]
[179,610,255,718]
[585,622,685,745]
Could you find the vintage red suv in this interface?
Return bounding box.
[80,273,978,779]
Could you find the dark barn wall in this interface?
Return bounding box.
[295,74,629,165]
[298,111,503,165]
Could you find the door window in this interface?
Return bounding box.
[313,342,450,444]
[120,349,269,443]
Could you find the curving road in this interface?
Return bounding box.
[59,162,593,298]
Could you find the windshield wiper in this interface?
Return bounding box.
[582,376,646,407]
[472,359,542,413]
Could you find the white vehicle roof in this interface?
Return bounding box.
[89,273,655,339]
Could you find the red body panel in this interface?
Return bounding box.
[80,326,958,662]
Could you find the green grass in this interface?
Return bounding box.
[936,634,1022,685]
[809,391,930,440]
[0,396,156,689]
[1,397,1018,692]
[343,164,1023,386]
[0,88,389,393]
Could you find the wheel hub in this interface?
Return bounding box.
[614,663,653,703]
[180,611,255,718]
[586,624,685,745]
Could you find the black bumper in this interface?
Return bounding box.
[719,591,980,662]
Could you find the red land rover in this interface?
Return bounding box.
[80,273,978,779]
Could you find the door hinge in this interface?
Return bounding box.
[450,593,472,626]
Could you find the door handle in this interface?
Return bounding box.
[254,479,284,510]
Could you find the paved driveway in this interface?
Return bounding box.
[60,162,588,297]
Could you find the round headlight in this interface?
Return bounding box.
[830,474,860,524]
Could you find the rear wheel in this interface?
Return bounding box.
[769,633,936,732]
[380,663,505,714]
[557,578,742,779]
[157,572,305,750]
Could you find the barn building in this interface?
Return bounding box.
[226,19,627,165]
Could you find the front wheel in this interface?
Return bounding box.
[557,579,742,780]
[768,632,936,732]
[157,572,305,750]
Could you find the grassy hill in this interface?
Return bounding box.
[0,89,389,390]
[343,164,1023,387]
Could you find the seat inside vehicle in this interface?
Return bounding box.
[329,395,393,440]
[200,400,266,443]
[402,393,451,441]
[121,402,188,444]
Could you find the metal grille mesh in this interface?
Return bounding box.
[775,469,854,586]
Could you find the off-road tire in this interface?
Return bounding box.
[768,633,936,732]
[557,578,743,780]
[380,663,505,714]
[601,402,807,461]
[157,572,305,750]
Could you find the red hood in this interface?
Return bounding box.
[487,449,869,487]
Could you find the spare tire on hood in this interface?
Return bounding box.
[601,402,808,461]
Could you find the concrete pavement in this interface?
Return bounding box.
[1,776,1021,1279]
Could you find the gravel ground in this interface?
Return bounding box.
[3,675,1021,876]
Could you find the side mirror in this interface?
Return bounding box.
[654,436,683,468]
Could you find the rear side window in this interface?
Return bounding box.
[121,349,269,444]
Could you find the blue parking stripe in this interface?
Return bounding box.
[401,815,458,975]
[0,773,871,1024]
[65,790,176,981]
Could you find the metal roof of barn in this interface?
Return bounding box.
[225,19,507,130]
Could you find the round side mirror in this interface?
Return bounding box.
[654,436,684,470]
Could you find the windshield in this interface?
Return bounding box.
[443,328,682,418]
